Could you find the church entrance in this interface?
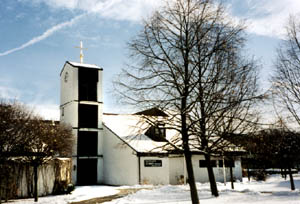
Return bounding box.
[77,158,98,185]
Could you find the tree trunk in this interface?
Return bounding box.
[181,82,199,204]
[34,164,38,202]
[184,151,200,204]
[288,167,295,190]
[247,167,250,181]
[284,169,287,180]
[230,166,234,189]
[5,175,8,203]
[0,184,2,204]
[204,154,219,197]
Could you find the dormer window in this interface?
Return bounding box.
[145,123,166,142]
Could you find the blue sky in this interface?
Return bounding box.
[0,0,299,120]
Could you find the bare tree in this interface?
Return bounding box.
[188,39,261,196]
[0,101,33,203]
[0,101,33,157]
[241,126,300,190]
[272,15,300,127]
[20,120,73,202]
[115,0,261,202]
[0,101,73,202]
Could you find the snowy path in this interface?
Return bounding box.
[9,186,120,204]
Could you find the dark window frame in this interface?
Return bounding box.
[219,160,235,168]
[77,158,98,185]
[78,69,98,102]
[145,123,166,142]
[78,104,98,128]
[77,131,98,156]
[199,160,217,168]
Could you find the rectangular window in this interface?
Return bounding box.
[77,131,98,156]
[219,160,235,168]
[199,160,217,168]
[78,104,98,128]
[79,69,98,101]
[144,160,162,167]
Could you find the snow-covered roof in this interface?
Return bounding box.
[103,113,171,153]
[103,114,148,137]
[124,135,169,153]
[67,61,102,69]
[102,112,243,154]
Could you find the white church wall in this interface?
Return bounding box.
[214,164,230,182]
[168,155,243,184]
[103,126,139,185]
[98,103,103,129]
[71,157,77,185]
[169,156,184,185]
[97,130,104,155]
[140,157,169,185]
[213,157,243,182]
[71,129,78,156]
[71,129,78,185]
[234,158,242,181]
[97,158,104,183]
[60,63,78,105]
[192,155,243,183]
[192,155,218,182]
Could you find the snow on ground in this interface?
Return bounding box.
[9,174,300,204]
[9,186,119,204]
[107,175,300,204]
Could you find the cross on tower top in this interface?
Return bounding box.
[75,41,87,64]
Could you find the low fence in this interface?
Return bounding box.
[0,158,71,200]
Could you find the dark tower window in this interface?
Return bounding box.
[78,104,98,128]
[77,131,98,156]
[79,68,98,101]
[77,159,98,185]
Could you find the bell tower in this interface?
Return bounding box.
[60,57,103,185]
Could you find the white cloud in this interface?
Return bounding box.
[29,0,300,39]
[31,103,60,120]
[0,86,21,100]
[0,85,59,120]
[26,0,162,22]
[0,0,161,57]
[6,0,298,58]
[0,13,85,57]
[230,0,300,38]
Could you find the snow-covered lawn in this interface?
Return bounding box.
[107,176,300,204]
[9,174,300,204]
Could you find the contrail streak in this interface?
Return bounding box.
[0,14,85,57]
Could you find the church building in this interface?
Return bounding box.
[60,57,243,186]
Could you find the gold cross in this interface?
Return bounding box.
[75,41,87,63]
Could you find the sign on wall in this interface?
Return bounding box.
[144,160,162,167]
